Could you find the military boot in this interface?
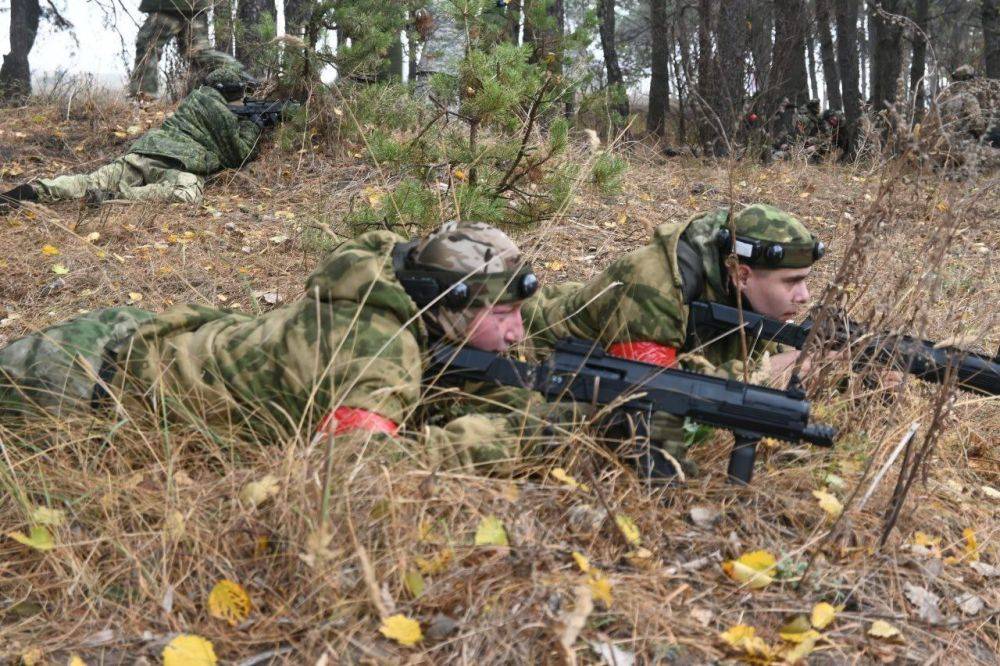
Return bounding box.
[0,184,38,212]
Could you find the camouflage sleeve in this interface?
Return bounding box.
[522,236,689,355]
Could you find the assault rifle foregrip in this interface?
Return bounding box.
[227,98,296,128]
[688,301,1000,396]
[428,338,835,484]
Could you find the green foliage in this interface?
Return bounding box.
[592,152,628,197]
[334,1,411,81]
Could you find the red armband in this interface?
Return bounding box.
[317,406,399,436]
[608,341,678,368]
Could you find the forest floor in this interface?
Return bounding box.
[0,92,998,665]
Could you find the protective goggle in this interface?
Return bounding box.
[397,266,539,310]
[716,228,825,269]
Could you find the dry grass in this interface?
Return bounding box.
[0,91,998,665]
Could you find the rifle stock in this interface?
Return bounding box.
[688,301,1000,396]
[428,338,835,484]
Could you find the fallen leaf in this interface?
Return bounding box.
[207,579,252,626]
[962,528,979,562]
[163,634,217,665]
[587,572,613,605]
[403,569,425,597]
[778,615,821,643]
[269,234,289,244]
[913,531,941,547]
[551,468,589,492]
[163,510,185,541]
[690,607,714,626]
[812,489,843,519]
[867,620,901,639]
[970,561,1000,578]
[955,592,985,615]
[589,640,635,666]
[127,292,143,303]
[8,526,55,551]
[718,624,774,659]
[52,264,69,275]
[41,244,60,256]
[722,550,777,589]
[474,515,509,547]
[782,633,819,664]
[979,485,1000,500]
[31,506,65,526]
[811,602,836,629]
[68,655,87,666]
[21,648,44,665]
[614,514,641,546]
[85,232,100,242]
[904,583,943,624]
[239,475,280,508]
[571,551,591,574]
[379,614,422,646]
[689,505,720,529]
[545,260,565,271]
[415,548,453,574]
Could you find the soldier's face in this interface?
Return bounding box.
[464,303,526,352]
[736,265,812,320]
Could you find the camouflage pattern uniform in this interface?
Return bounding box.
[130,0,245,98]
[0,223,562,474]
[31,69,262,205]
[522,204,820,463]
[414,0,466,100]
[937,66,1000,173]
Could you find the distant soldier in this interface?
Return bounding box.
[1,67,281,209]
[130,0,250,99]
[797,99,823,138]
[413,0,467,100]
[936,65,1000,172]
[0,221,564,472]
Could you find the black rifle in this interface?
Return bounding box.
[688,301,1000,396]
[227,98,297,128]
[427,338,836,484]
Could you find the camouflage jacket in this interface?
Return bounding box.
[113,231,555,471]
[939,78,1000,138]
[522,210,776,380]
[129,87,262,175]
[138,0,212,15]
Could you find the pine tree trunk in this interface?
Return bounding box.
[506,0,522,44]
[598,0,629,123]
[816,0,842,109]
[284,0,312,38]
[235,0,277,69]
[835,0,861,149]
[0,0,41,103]
[647,0,671,136]
[715,0,748,143]
[910,0,929,120]
[807,34,819,101]
[870,0,904,112]
[769,0,809,106]
[696,0,715,148]
[984,0,1000,78]
[748,0,773,92]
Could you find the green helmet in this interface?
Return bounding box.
[203,66,247,101]
[719,204,824,269]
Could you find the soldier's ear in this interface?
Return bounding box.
[731,263,752,291]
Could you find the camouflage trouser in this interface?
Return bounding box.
[0,308,155,418]
[33,154,205,204]
[130,10,243,97]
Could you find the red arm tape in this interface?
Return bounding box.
[607,341,678,368]
[317,406,399,436]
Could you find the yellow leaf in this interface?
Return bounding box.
[379,614,423,646]
[781,632,819,664]
[452,168,467,181]
[239,474,280,508]
[113,131,128,139]
[551,468,589,492]
[812,490,843,519]
[913,531,941,547]
[415,548,453,574]
[41,244,60,256]
[21,648,44,665]
[722,550,777,590]
[403,569,425,597]
[52,264,69,275]
[587,573,613,605]
[719,624,774,658]
[963,528,980,562]
[362,187,384,208]
[31,506,65,526]
[68,655,87,666]
[207,579,252,627]
[571,551,591,574]
[868,620,901,639]
[545,260,565,271]
[474,515,509,547]
[85,232,100,242]
[811,602,836,629]
[8,526,55,551]
[778,615,821,643]
[615,514,641,546]
[162,634,217,666]
[128,292,143,302]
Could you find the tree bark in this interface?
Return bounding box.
[647,0,671,136]
[769,0,809,107]
[597,0,629,123]
[816,0,843,109]
[696,0,715,148]
[0,0,41,103]
[870,0,904,112]
[506,0,522,44]
[910,0,929,120]
[214,0,235,53]
[235,0,277,69]
[715,0,748,142]
[984,0,1000,78]
[284,0,312,38]
[748,0,773,92]
[835,0,861,150]
[807,33,819,101]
